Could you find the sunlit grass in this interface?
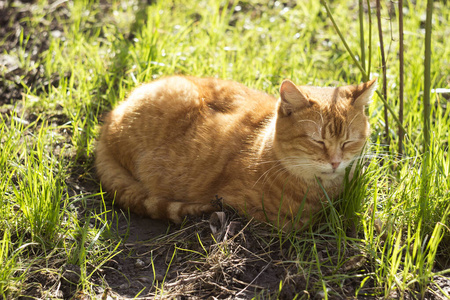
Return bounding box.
[0,0,449,298]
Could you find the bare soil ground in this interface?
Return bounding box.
[1,1,449,299]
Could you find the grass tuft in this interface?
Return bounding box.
[0,0,449,298]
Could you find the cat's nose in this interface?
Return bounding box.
[331,161,341,170]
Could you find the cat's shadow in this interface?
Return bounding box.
[113,209,170,243]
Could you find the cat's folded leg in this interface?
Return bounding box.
[142,200,216,224]
[97,167,151,216]
[95,142,154,216]
[96,146,215,222]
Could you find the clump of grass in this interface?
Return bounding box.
[0,0,449,298]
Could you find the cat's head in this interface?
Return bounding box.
[274,78,377,181]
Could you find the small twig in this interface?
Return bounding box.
[48,0,68,13]
[164,272,211,287]
[235,260,272,297]
[231,276,265,290]
[200,278,235,293]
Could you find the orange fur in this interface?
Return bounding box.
[95,76,377,229]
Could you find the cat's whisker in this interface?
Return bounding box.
[353,152,391,160]
[253,156,319,188]
[251,159,288,166]
[296,119,320,127]
[258,161,291,186]
[311,110,324,133]
[254,162,285,188]
[347,112,361,129]
[268,168,291,191]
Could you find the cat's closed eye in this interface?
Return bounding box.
[342,141,355,149]
[311,139,325,147]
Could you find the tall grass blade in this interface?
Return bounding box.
[366,0,372,77]
[420,0,433,220]
[398,0,405,157]
[320,0,405,134]
[359,0,365,72]
[320,0,366,79]
[376,0,390,149]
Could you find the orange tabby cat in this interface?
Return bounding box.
[95,76,376,229]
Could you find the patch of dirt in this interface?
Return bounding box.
[0,0,72,105]
[95,209,372,300]
[98,214,171,298]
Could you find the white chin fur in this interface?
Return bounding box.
[285,160,349,181]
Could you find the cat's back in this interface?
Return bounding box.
[103,76,276,138]
[112,76,274,116]
[186,76,276,118]
[99,76,277,174]
[97,76,278,204]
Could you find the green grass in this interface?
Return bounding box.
[0,0,449,298]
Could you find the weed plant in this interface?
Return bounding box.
[0,0,449,298]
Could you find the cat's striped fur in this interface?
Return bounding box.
[95,76,376,229]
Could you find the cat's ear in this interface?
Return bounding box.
[279,79,311,116]
[351,78,378,108]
